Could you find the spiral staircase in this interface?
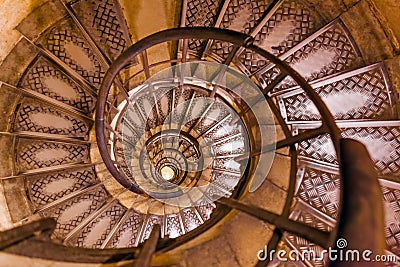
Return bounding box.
[0,0,399,266]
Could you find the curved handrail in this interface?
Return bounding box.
[0,27,366,264]
[95,27,342,194]
[94,28,347,260]
[0,218,56,250]
[330,139,385,266]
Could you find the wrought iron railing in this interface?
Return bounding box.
[0,28,385,266]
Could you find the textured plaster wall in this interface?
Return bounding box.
[0,0,47,63]
[371,0,400,52]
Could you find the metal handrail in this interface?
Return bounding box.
[0,28,385,266]
[0,218,56,250]
[95,27,342,195]
[92,27,346,265]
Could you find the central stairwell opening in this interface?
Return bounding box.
[0,0,399,266]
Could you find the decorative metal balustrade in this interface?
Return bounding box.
[0,27,385,266]
[90,27,383,266]
[0,0,396,266]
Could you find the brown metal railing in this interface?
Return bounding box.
[0,28,385,266]
[95,26,342,195]
[93,27,386,266]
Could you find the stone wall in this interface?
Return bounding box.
[0,0,47,63]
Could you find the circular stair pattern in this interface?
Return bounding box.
[0,0,399,266]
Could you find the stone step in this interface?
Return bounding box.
[275,62,396,122]
[62,0,133,62]
[295,120,400,177]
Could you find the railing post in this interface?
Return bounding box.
[330,138,385,266]
[217,198,330,248]
[0,218,56,250]
[135,224,161,267]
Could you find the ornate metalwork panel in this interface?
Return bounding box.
[26,167,98,209]
[203,115,241,141]
[196,203,215,221]
[297,166,340,219]
[182,208,202,232]
[169,86,194,124]
[236,0,322,74]
[195,100,230,136]
[381,180,400,256]
[38,18,106,89]
[212,169,241,192]
[172,89,209,130]
[296,169,400,258]
[212,135,245,157]
[277,64,395,122]
[13,100,90,137]
[68,0,131,60]
[16,139,89,172]
[203,180,232,199]
[155,87,173,125]
[135,93,158,130]
[207,0,273,61]
[166,214,184,238]
[19,56,96,113]
[181,0,223,55]
[68,202,127,248]
[257,19,360,90]
[109,211,145,248]
[141,215,162,242]
[289,200,334,233]
[296,123,400,176]
[213,157,242,174]
[285,201,334,267]
[41,185,108,239]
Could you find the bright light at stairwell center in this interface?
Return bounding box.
[160,166,175,181]
[121,61,276,207]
